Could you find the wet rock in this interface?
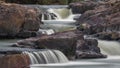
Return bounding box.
[77,1,120,38]
[93,32,120,41]
[69,1,98,14]
[0,54,30,68]
[12,30,106,59]
[0,2,41,38]
[12,30,83,59]
[0,47,40,55]
[76,39,107,59]
[16,31,37,38]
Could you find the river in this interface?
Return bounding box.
[0,5,120,68]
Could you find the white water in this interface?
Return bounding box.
[38,29,55,35]
[0,5,120,68]
[23,50,68,64]
[98,40,120,56]
[31,6,120,67]
[40,8,80,33]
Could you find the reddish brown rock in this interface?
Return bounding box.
[0,2,41,38]
[0,54,30,68]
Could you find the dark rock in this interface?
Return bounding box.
[0,47,40,55]
[12,30,106,59]
[75,39,107,59]
[69,1,98,14]
[77,0,120,39]
[93,32,120,41]
[16,31,37,38]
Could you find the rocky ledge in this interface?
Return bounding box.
[11,30,106,59]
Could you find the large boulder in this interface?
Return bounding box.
[76,39,106,59]
[77,0,120,38]
[0,2,41,38]
[12,30,106,59]
[0,54,30,68]
[69,1,98,14]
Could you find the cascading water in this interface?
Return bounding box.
[40,7,81,33]
[22,50,68,64]
[0,5,120,68]
[98,40,120,56]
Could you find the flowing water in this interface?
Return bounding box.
[0,5,120,68]
[23,50,68,64]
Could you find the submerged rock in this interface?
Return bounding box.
[0,2,41,38]
[12,30,106,59]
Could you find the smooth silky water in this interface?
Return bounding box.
[0,5,120,68]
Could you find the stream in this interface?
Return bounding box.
[0,5,120,68]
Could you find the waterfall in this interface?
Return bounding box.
[47,8,72,19]
[22,50,69,64]
[46,8,81,20]
[40,7,81,33]
[98,40,120,56]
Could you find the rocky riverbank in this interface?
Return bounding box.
[0,0,119,68]
[69,0,120,41]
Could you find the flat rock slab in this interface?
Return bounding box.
[12,30,106,59]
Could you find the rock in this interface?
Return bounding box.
[93,32,120,41]
[0,47,40,55]
[75,39,107,59]
[0,2,41,38]
[16,31,37,38]
[77,1,120,37]
[12,30,106,59]
[0,54,30,68]
[12,30,83,59]
[69,1,98,14]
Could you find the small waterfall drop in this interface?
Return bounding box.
[22,50,68,64]
[47,8,72,19]
[98,40,120,56]
[46,8,81,20]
